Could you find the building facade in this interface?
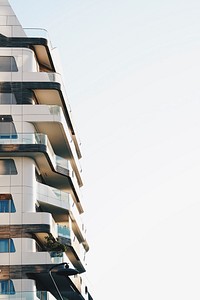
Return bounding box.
[0,1,93,299]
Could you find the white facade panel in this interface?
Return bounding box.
[0,5,14,16]
[0,16,6,25]
[13,279,37,292]
[7,15,21,26]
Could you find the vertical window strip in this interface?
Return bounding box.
[0,239,15,252]
[0,280,15,294]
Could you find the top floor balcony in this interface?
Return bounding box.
[0,27,55,72]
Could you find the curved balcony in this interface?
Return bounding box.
[0,212,58,242]
[58,225,86,273]
[0,73,82,158]
[0,104,82,185]
[19,104,83,186]
[0,27,55,72]
[23,28,52,45]
[37,182,88,245]
[0,133,83,212]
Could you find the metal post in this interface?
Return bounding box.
[49,269,64,300]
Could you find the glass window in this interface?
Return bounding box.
[0,199,16,212]
[0,93,16,104]
[36,291,47,300]
[0,56,18,72]
[0,115,17,139]
[0,160,17,175]
[0,280,15,294]
[0,239,15,252]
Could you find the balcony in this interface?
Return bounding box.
[0,212,58,243]
[37,182,88,244]
[0,266,85,299]
[0,27,55,72]
[23,28,52,47]
[59,227,87,273]
[0,133,83,211]
[0,104,82,185]
[18,104,82,186]
[0,74,82,158]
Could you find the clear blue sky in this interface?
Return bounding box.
[10,1,200,299]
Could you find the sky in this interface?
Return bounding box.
[9,0,200,299]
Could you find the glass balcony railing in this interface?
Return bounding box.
[36,182,86,242]
[37,181,71,205]
[57,225,70,239]
[23,27,53,49]
[0,132,46,144]
[48,105,82,175]
[0,132,71,171]
[0,132,81,202]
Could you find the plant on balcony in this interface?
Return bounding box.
[44,234,68,256]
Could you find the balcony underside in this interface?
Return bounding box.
[0,264,84,300]
[34,272,85,300]
[59,236,86,273]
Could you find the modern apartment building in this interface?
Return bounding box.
[0,1,93,299]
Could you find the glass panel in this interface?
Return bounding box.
[10,200,16,212]
[0,200,9,212]
[0,56,18,72]
[0,280,15,295]
[0,117,17,139]
[57,225,70,239]
[0,123,17,138]
[0,93,16,104]
[0,239,15,253]
[9,240,15,252]
[0,160,17,175]
[0,200,16,213]
[0,240,8,252]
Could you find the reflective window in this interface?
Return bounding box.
[0,280,15,295]
[0,160,17,175]
[0,115,17,139]
[0,93,16,104]
[37,291,47,300]
[0,56,18,72]
[0,199,16,212]
[0,239,15,252]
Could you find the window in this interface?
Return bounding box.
[0,93,16,104]
[0,160,17,175]
[0,115,17,139]
[0,280,15,295]
[0,194,16,212]
[36,291,47,300]
[0,239,15,252]
[0,56,18,72]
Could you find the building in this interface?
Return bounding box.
[0,1,93,299]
